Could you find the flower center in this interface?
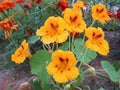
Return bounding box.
[58,57,69,71]
[96,8,104,14]
[70,15,78,23]
[92,32,102,40]
[50,23,58,31]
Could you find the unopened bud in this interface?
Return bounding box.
[64,84,71,90]
[88,67,96,76]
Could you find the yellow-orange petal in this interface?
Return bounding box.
[46,62,58,75]
[85,39,100,51]
[98,40,109,55]
[66,66,79,81]
[53,70,68,83]
[41,35,56,44]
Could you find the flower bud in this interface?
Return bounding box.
[64,84,71,90]
[88,67,96,76]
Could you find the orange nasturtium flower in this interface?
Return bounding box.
[56,0,69,11]
[36,16,68,44]
[11,40,31,64]
[16,0,26,4]
[46,50,79,83]
[92,4,110,24]
[85,27,109,55]
[63,8,86,33]
[73,1,85,11]
[0,17,19,39]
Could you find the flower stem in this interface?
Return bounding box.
[9,36,17,49]
[74,86,82,90]
[56,43,58,50]
[69,33,71,51]
[71,32,75,51]
[79,48,88,69]
[90,20,96,27]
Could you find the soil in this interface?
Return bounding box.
[0,31,120,90]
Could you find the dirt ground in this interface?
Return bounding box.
[0,31,120,90]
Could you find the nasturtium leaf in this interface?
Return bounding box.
[30,50,51,88]
[113,61,120,71]
[59,42,69,50]
[74,38,97,64]
[97,87,105,90]
[28,35,40,44]
[101,61,119,82]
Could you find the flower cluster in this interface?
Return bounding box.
[35,1,110,83]
[11,40,31,64]
[10,0,111,86]
[0,16,18,38]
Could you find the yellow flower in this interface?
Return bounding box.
[73,1,85,11]
[85,27,109,55]
[46,50,79,83]
[11,40,31,64]
[63,8,86,33]
[36,16,68,44]
[92,4,110,24]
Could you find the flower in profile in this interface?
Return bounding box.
[85,27,109,55]
[46,50,79,83]
[116,9,120,21]
[16,0,26,4]
[36,16,68,44]
[63,8,86,33]
[73,1,85,11]
[92,4,110,24]
[11,40,31,64]
[0,16,19,39]
[56,0,69,11]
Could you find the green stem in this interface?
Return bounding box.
[69,33,71,51]
[51,80,62,89]
[56,43,58,50]
[82,32,85,44]
[10,36,17,49]
[52,43,55,51]
[79,48,88,69]
[74,86,82,90]
[90,20,96,27]
[96,72,108,78]
[42,44,47,51]
[71,32,75,51]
